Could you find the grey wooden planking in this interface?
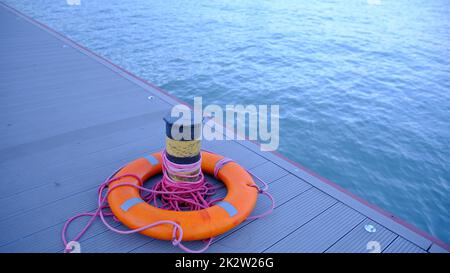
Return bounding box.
[131,174,314,253]
[326,219,398,253]
[211,189,337,253]
[0,2,448,253]
[246,161,289,184]
[384,237,426,253]
[265,203,365,253]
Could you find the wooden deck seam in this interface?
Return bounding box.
[322,217,367,253]
[362,216,426,251]
[381,235,400,253]
[261,201,340,253]
[126,238,158,254]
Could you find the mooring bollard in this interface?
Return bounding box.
[163,114,202,182]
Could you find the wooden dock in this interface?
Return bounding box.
[0,2,448,253]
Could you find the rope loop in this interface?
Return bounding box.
[213,157,234,178]
[171,224,183,246]
[250,184,265,194]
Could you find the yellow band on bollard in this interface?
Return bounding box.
[165,137,201,158]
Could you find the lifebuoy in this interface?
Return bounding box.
[108,151,258,241]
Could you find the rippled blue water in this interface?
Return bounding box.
[5,0,449,244]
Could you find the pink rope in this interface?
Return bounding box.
[62,150,275,253]
[212,155,275,220]
[143,150,218,211]
[246,174,275,220]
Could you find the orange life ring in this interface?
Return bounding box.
[108,151,258,241]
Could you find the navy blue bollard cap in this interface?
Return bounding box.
[164,113,202,141]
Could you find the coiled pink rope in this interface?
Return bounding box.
[144,150,221,211]
[62,150,275,253]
